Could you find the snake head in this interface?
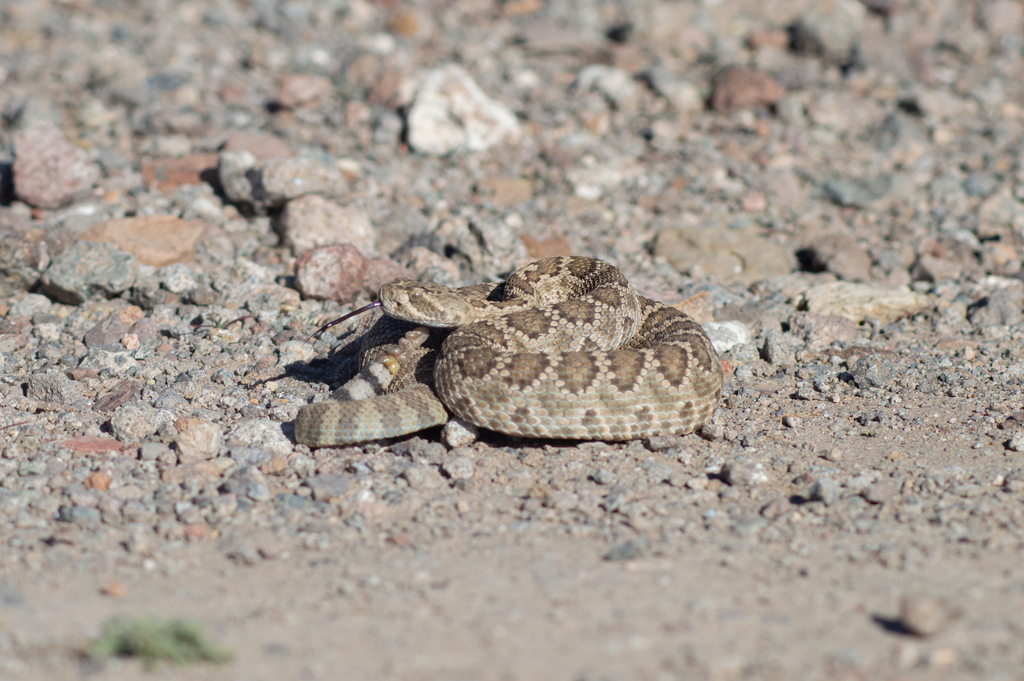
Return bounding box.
[379,279,478,327]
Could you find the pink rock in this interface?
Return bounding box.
[276,73,333,109]
[711,67,785,114]
[295,244,367,302]
[13,121,100,208]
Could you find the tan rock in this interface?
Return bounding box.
[140,153,219,194]
[520,234,572,259]
[655,224,796,285]
[173,417,224,463]
[803,281,929,325]
[80,215,208,267]
[475,176,533,207]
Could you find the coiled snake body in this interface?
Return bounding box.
[295,256,723,446]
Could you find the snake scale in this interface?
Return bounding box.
[294,256,723,446]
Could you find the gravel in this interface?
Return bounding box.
[3,0,1024,678]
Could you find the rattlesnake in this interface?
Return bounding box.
[294,256,723,446]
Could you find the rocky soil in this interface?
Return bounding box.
[2,0,1024,678]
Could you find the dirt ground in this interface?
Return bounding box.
[3,0,1024,679]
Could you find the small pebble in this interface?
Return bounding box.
[898,595,956,637]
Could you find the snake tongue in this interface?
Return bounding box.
[308,300,383,342]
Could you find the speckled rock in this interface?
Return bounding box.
[39,241,138,305]
[26,370,82,404]
[294,244,367,302]
[110,403,173,442]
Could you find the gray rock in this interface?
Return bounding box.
[862,480,896,504]
[441,455,474,480]
[604,537,648,561]
[406,64,522,155]
[644,434,683,452]
[110,403,173,442]
[402,464,445,489]
[575,65,641,113]
[801,234,872,281]
[219,152,346,211]
[1006,430,1024,452]
[126,524,157,555]
[977,191,1024,237]
[140,441,174,462]
[10,293,52,320]
[699,423,726,442]
[152,389,189,414]
[810,478,841,505]
[964,172,999,198]
[761,329,798,366]
[158,263,198,294]
[849,354,895,388]
[40,241,138,305]
[436,214,529,279]
[57,505,101,526]
[222,466,271,502]
[129,317,158,343]
[872,112,928,162]
[80,346,138,373]
[967,289,1023,328]
[791,0,867,63]
[218,149,259,205]
[26,370,81,404]
[822,175,892,208]
[760,495,792,519]
[255,157,347,208]
[722,460,769,488]
[226,419,293,457]
[83,314,127,347]
[788,312,860,352]
[306,473,351,502]
[645,68,703,115]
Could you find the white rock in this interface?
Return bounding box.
[158,263,197,294]
[226,419,293,457]
[575,65,641,112]
[442,417,478,448]
[702,321,753,353]
[407,65,521,155]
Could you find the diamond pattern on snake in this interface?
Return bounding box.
[294,256,723,446]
